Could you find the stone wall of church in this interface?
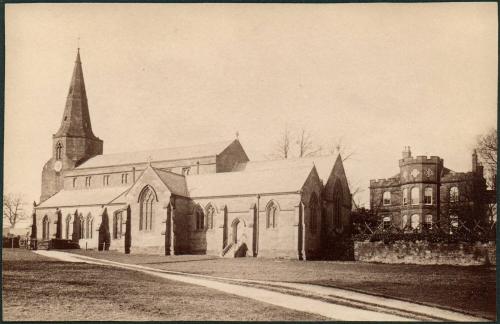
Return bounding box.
[64,156,218,191]
[34,204,125,250]
[187,193,304,259]
[124,170,173,255]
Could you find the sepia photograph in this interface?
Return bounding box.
[2,2,497,321]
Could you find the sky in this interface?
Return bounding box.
[4,3,498,211]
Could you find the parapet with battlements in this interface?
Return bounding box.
[399,155,443,167]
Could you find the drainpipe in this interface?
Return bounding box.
[256,194,260,257]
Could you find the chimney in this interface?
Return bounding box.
[402,146,412,159]
[472,149,478,173]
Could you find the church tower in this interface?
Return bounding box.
[40,49,103,202]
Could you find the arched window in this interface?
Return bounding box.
[195,206,204,230]
[113,211,123,239]
[65,214,72,239]
[266,201,279,229]
[424,214,433,230]
[42,215,50,240]
[139,186,156,231]
[383,191,391,205]
[424,187,433,205]
[86,214,93,239]
[411,214,420,229]
[55,142,63,160]
[450,187,459,203]
[309,194,319,233]
[383,216,391,229]
[402,188,408,205]
[411,187,420,205]
[333,186,343,228]
[401,215,408,229]
[205,204,215,230]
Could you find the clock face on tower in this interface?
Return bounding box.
[411,168,420,178]
[424,168,434,178]
[53,160,62,172]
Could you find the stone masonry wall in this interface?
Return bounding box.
[354,240,496,266]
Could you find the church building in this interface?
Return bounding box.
[33,50,352,260]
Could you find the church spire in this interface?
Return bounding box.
[55,49,97,139]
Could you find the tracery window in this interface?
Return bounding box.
[86,214,93,239]
[266,201,278,229]
[139,187,156,231]
[205,205,215,230]
[195,206,205,230]
[113,211,123,239]
[80,214,85,239]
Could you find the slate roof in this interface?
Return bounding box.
[37,187,128,208]
[55,50,99,139]
[76,140,235,169]
[185,166,315,198]
[234,155,337,182]
[153,168,189,197]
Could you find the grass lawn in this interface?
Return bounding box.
[2,249,327,321]
[70,249,496,320]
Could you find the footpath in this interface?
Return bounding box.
[34,250,489,322]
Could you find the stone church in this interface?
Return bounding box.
[33,50,352,260]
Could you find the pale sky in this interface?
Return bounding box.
[4,3,498,209]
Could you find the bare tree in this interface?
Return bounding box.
[476,128,497,189]
[3,193,26,228]
[271,125,292,159]
[296,128,322,158]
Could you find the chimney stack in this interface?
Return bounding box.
[402,146,412,159]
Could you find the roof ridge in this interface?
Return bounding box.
[85,139,234,158]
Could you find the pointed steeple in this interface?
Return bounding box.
[55,49,97,139]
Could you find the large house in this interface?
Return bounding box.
[369,147,492,231]
[33,50,352,260]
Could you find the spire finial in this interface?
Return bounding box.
[236,131,239,140]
